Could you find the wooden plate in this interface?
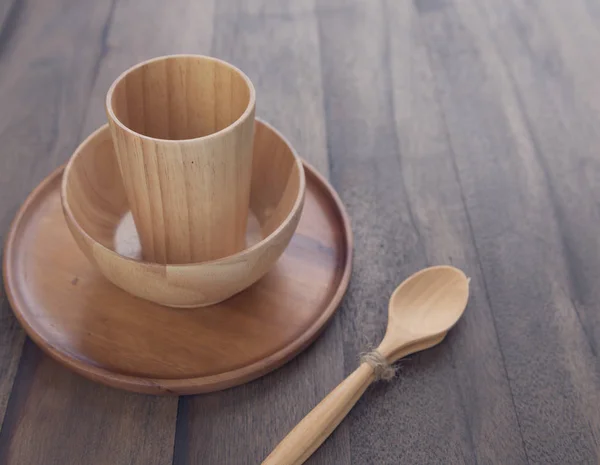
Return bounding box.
[3,162,352,395]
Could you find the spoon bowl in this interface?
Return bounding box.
[380,265,469,361]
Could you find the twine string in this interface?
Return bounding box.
[360,349,395,381]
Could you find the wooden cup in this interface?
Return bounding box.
[106,55,256,264]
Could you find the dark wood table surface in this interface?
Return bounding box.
[1,0,600,463]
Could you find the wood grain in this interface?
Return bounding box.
[172,1,351,464]
[3,0,600,463]
[386,1,529,462]
[479,0,600,367]
[316,1,491,463]
[0,0,18,47]
[0,339,177,465]
[491,0,600,386]
[62,121,305,307]
[79,0,217,137]
[106,54,256,264]
[0,0,182,463]
[417,0,600,462]
[0,0,116,437]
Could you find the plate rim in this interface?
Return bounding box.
[3,160,353,395]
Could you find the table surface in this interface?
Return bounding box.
[1,0,600,463]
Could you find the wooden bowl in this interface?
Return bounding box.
[61,119,305,307]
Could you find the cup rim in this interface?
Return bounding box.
[105,54,256,144]
[61,119,306,269]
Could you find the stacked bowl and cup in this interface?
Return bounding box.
[61,55,306,307]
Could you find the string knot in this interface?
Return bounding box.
[360,350,395,381]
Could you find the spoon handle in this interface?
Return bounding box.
[262,363,375,465]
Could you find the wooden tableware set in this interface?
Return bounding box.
[3,54,353,394]
[3,55,469,464]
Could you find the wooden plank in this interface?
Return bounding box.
[384,1,528,463]
[0,340,176,465]
[313,0,519,462]
[0,0,225,463]
[0,0,114,431]
[3,1,598,463]
[476,0,600,360]
[210,1,329,175]
[0,0,19,53]
[0,301,22,431]
[416,0,600,462]
[473,0,600,457]
[172,1,349,464]
[80,0,216,137]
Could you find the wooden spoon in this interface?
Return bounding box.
[263,265,470,465]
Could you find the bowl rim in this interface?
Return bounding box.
[60,118,306,269]
[105,54,256,144]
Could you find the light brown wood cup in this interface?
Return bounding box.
[106,55,256,264]
[61,120,305,307]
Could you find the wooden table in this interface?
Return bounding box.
[1,0,599,463]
